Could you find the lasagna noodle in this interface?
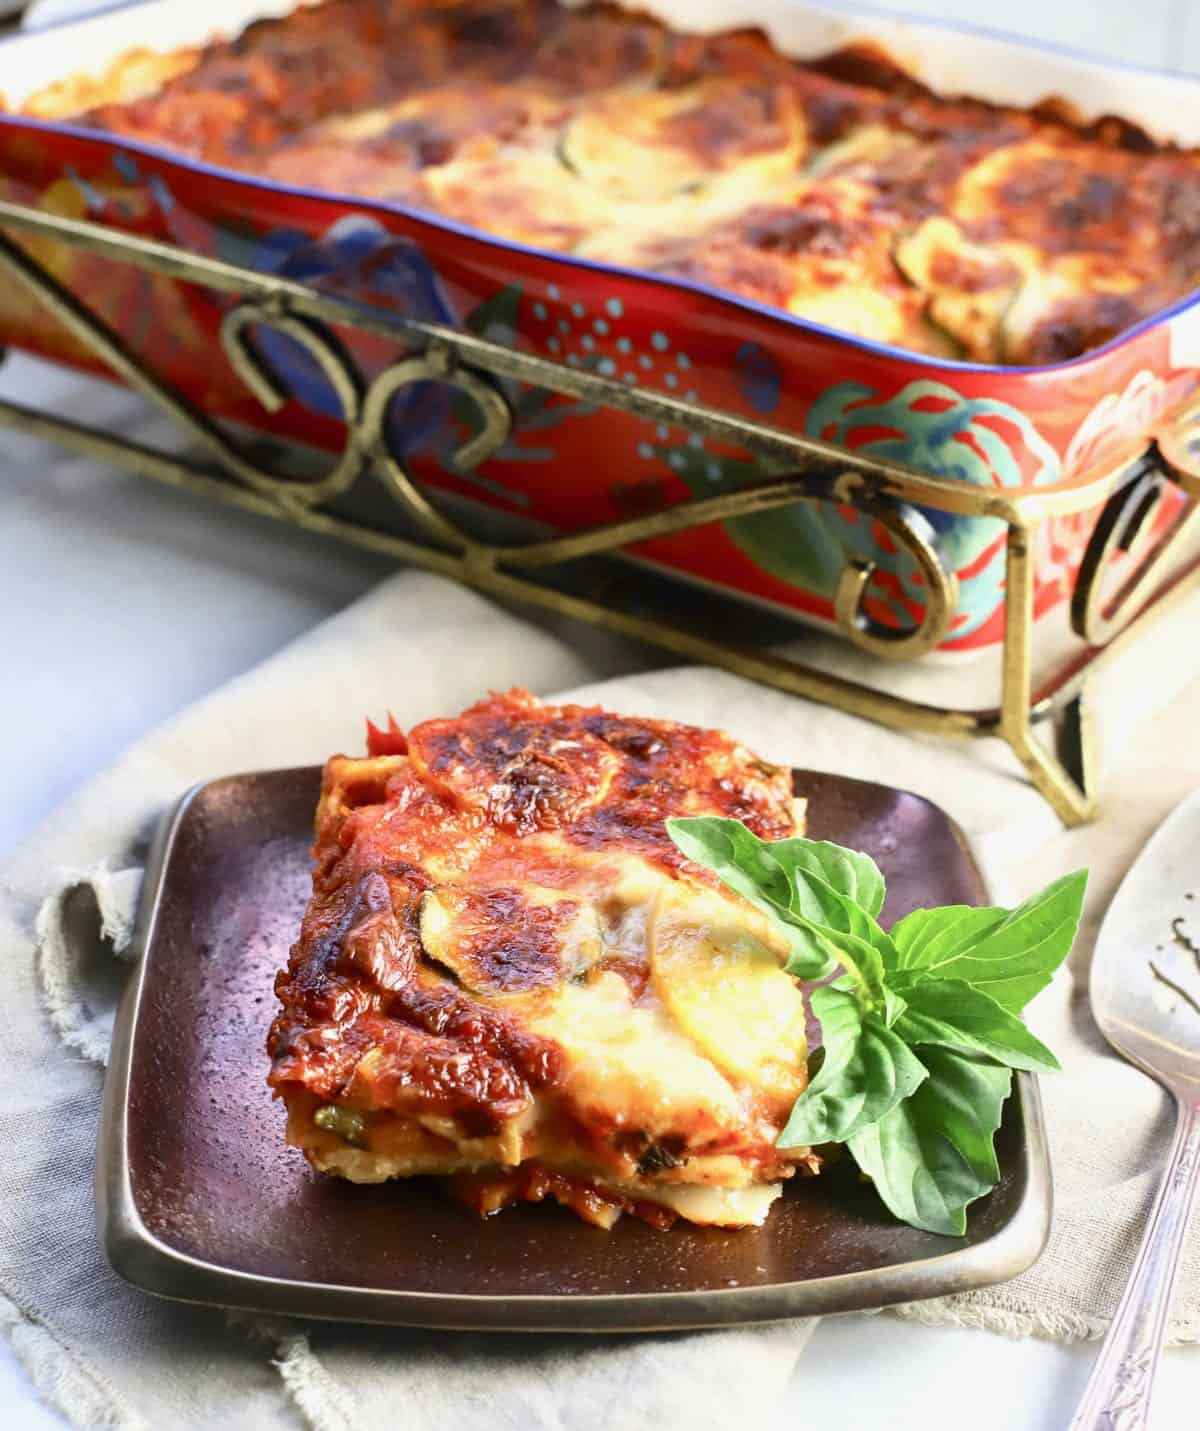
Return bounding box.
[21,0,1200,365]
[268,689,818,1228]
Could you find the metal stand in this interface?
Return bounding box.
[1,199,1198,825]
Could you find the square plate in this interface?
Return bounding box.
[98,767,1051,1331]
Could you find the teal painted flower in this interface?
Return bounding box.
[803,380,1062,639]
[658,380,1061,643]
[807,380,1059,497]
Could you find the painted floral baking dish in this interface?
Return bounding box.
[2,0,1200,653]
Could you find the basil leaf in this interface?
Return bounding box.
[764,837,890,990]
[848,1048,1012,1236]
[665,816,791,905]
[880,985,908,1028]
[888,871,1087,1013]
[778,986,927,1147]
[666,819,895,993]
[891,905,1008,973]
[769,837,887,919]
[665,817,835,979]
[895,979,1060,1072]
[779,862,891,996]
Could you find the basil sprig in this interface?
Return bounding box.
[666,817,1086,1236]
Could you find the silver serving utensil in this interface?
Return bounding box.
[1070,789,1200,1431]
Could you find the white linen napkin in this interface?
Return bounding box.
[0,571,814,1431]
[3,569,1199,1431]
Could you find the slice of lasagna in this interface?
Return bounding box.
[268,689,818,1229]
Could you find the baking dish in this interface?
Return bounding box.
[0,0,1197,653]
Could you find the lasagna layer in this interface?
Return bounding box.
[23,0,1200,365]
[268,689,818,1228]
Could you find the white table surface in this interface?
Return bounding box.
[4,343,1199,1428]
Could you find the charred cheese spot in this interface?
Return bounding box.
[1000,254,1158,364]
[652,178,924,346]
[418,884,603,994]
[525,9,669,93]
[952,138,1157,262]
[1006,288,1164,365]
[406,696,621,832]
[893,217,1029,361]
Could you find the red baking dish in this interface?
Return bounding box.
[1,0,1198,653]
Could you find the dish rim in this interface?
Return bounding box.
[96,766,1053,1332]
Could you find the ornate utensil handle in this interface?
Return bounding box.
[1069,1097,1200,1431]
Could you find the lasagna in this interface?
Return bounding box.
[22,0,1200,365]
[268,689,818,1228]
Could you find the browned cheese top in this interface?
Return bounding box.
[28,0,1200,364]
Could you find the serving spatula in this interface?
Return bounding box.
[1070,789,1200,1430]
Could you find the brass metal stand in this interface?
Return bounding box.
[1,199,1198,824]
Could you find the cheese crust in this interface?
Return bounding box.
[268,689,817,1228]
[22,0,1200,365]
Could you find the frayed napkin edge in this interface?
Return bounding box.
[34,862,142,1067]
[235,1315,363,1431]
[885,1297,1199,1346]
[0,1284,147,1431]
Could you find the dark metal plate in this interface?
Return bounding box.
[97,766,1051,1331]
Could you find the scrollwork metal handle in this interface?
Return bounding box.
[1072,419,1200,648]
[219,304,366,506]
[832,496,959,660]
[1069,1098,1200,1431]
[1070,454,1171,646]
[360,343,513,557]
[1156,414,1200,501]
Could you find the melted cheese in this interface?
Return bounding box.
[649,1181,781,1227]
[561,79,806,203]
[648,886,807,1113]
[418,152,610,250]
[892,218,1029,361]
[532,971,747,1136]
[418,884,605,994]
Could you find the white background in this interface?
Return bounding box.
[2,1,1199,1426]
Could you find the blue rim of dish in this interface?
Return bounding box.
[3,0,1199,380]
